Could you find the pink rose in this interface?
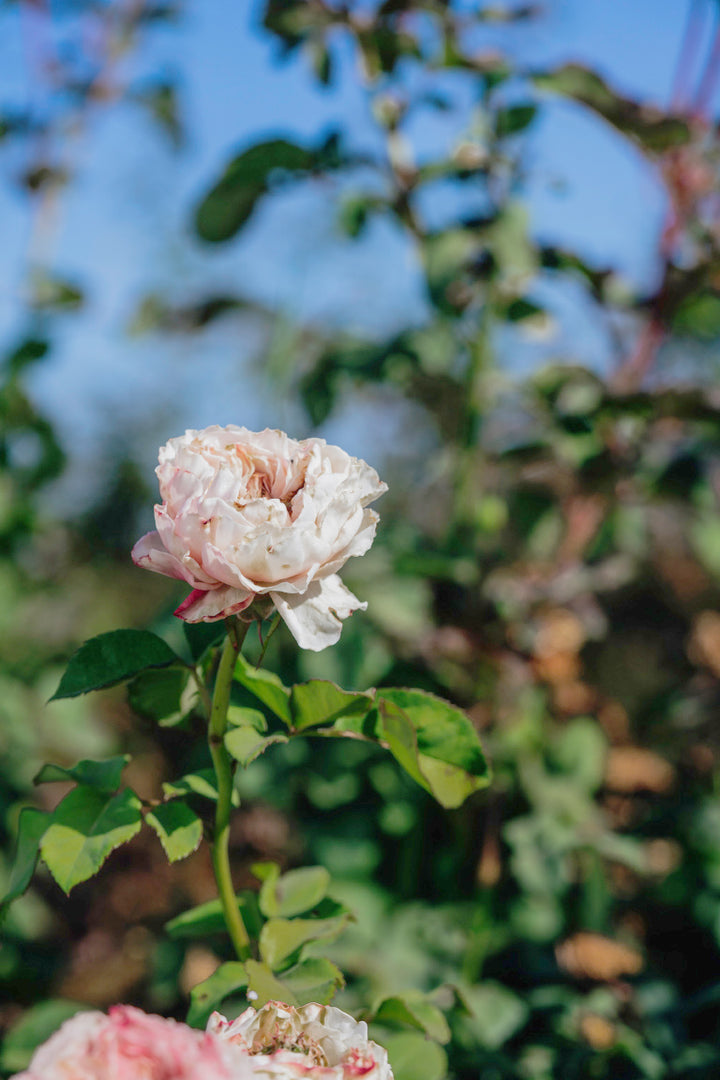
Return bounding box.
[132,427,387,651]
[12,1005,253,1080]
[208,1001,393,1080]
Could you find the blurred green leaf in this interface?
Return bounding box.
[372,993,451,1044]
[146,801,203,862]
[187,962,248,1028]
[0,807,49,919]
[533,63,690,152]
[495,103,537,137]
[245,958,299,1007]
[195,135,344,242]
[457,982,529,1049]
[51,630,180,700]
[277,957,344,1004]
[381,1032,447,1080]
[259,913,351,969]
[259,865,330,918]
[40,786,143,894]
[0,1000,91,1073]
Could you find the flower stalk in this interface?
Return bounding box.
[208,622,251,960]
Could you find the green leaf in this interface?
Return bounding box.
[187,962,248,1028]
[234,653,291,723]
[378,689,490,808]
[378,699,429,793]
[163,769,232,803]
[40,786,143,894]
[692,514,720,578]
[33,755,130,794]
[251,860,281,883]
[495,103,537,137]
[259,865,330,918]
[245,959,299,1007]
[259,914,351,969]
[533,63,690,153]
[0,807,50,919]
[51,630,179,700]
[225,726,288,767]
[183,621,225,661]
[290,681,373,732]
[673,291,720,341]
[0,1000,91,1073]
[372,994,450,1044]
[227,706,268,731]
[195,140,315,242]
[457,982,529,1049]
[128,667,191,726]
[381,1032,447,1080]
[146,801,203,862]
[166,893,260,939]
[278,958,344,1005]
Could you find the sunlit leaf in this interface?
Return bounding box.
[259,914,351,969]
[146,801,203,862]
[290,681,373,731]
[259,865,330,918]
[234,654,291,723]
[225,726,288,767]
[377,689,491,808]
[40,786,143,894]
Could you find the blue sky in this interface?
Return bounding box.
[0,0,704,507]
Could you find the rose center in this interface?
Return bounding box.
[250,1030,328,1067]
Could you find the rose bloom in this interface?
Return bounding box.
[132,427,387,651]
[12,1005,253,1080]
[208,1001,393,1080]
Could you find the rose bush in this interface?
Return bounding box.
[208,1001,394,1080]
[132,426,387,650]
[12,1005,253,1080]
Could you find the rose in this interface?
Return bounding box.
[12,1005,253,1080]
[132,426,387,651]
[208,1001,394,1080]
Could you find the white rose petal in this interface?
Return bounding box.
[132,427,387,651]
[208,1001,394,1080]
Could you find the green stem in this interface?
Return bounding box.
[208,621,250,960]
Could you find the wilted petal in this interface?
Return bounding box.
[271,574,366,651]
[175,586,254,622]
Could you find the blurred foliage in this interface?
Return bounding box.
[4,2,720,1080]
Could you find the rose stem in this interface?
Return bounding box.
[208,622,251,960]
